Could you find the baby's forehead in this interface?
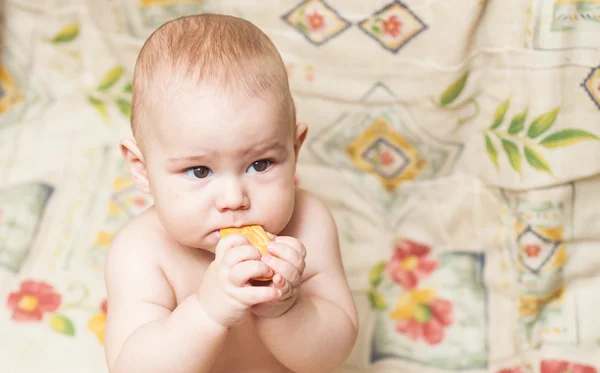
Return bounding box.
[153,120,291,163]
[148,86,292,147]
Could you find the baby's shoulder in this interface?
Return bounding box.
[104,207,180,322]
[287,189,338,249]
[106,207,171,270]
[291,189,337,230]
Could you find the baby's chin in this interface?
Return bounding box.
[199,230,222,252]
[168,230,220,253]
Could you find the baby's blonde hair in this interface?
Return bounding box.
[131,14,295,141]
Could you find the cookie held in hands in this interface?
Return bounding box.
[220,225,273,281]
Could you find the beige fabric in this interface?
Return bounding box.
[1,0,600,372]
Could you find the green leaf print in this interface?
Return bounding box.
[501,139,522,174]
[371,25,382,34]
[116,98,131,118]
[508,108,528,135]
[49,314,75,336]
[123,83,133,93]
[524,146,553,175]
[88,96,108,122]
[439,71,469,107]
[369,261,386,287]
[490,98,510,129]
[298,4,307,16]
[368,291,387,310]
[486,102,598,175]
[527,106,560,139]
[97,66,124,91]
[52,24,79,43]
[539,129,600,148]
[295,21,308,32]
[485,134,499,168]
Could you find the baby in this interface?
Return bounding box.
[104,14,358,373]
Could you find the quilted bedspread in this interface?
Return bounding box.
[1,0,600,372]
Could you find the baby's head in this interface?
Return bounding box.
[121,14,307,251]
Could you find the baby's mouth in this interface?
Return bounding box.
[208,229,222,238]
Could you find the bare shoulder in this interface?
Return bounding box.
[105,207,172,285]
[105,206,176,308]
[287,188,338,244]
[104,207,177,367]
[285,188,340,277]
[286,189,358,326]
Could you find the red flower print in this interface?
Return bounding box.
[382,15,402,37]
[133,196,147,208]
[390,288,453,345]
[6,280,61,322]
[379,151,394,166]
[306,11,326,31]
[524,244,541,258]
[386,240,438,289]
[541,360,597,373]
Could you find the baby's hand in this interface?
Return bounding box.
[251,236,306,318]
[196,234,280,327]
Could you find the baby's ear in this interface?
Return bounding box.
[293,122,308,160]
[120,137,150,194]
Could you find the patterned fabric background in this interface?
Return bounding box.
[1,0,600,372]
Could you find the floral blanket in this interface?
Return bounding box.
[1,0,600,372]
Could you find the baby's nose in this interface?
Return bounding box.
[215,179,249,212]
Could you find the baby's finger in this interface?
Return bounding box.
[222,244,261,268]
[262,254,302,286]
[266,242,305,275]
[273,275,293,299]
[281,285,295,300]
[229,261,273,286]
[273,236,306,259]
[272,273,286,289]
[215,234,248,262]
[235,286,281,306]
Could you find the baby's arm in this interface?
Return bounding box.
[254,192,359,373]
[104,229,228,373]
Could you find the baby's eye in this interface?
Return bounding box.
[185,166,212,179]
[247,160,272,173]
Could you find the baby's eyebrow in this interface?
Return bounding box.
[243,141,286,155]
[167,142,287,165]
[167,154,207,165]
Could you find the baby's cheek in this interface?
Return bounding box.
[261,186,295,231]
[158,194,199,231]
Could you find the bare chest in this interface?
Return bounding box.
[210,318,290,373]
[160,250,292,373]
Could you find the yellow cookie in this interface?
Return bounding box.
[220,225,272,281]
